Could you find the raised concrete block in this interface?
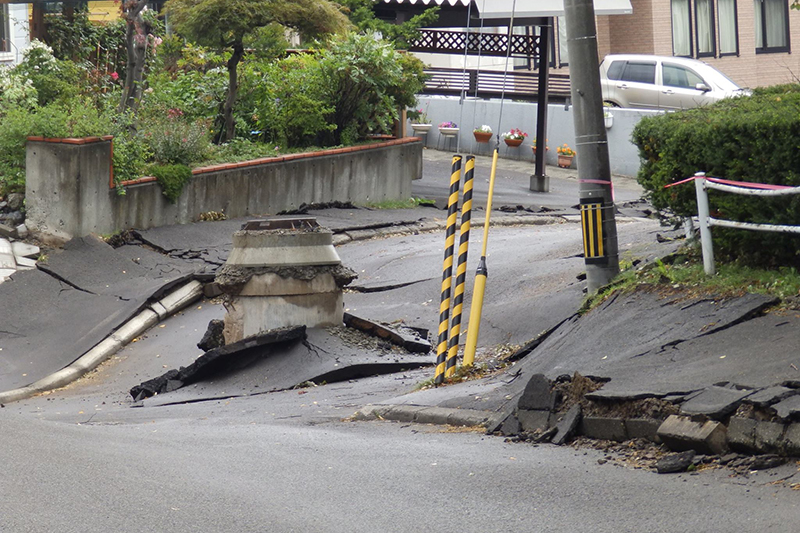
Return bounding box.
[782,423,800,455]
[517,373,556,411]
[580,417,627,441]
[0,223,15,238]
[657,415,727,455]
[0,268,15,282]
[551,404,582,445]
[754,421,786,454]
[625,419,662,441]
[727,417,757,453]
[517,409,552,433]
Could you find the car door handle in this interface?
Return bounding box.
[616,83,628,90]
[662,90,674,95]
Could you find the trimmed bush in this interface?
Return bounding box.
[632,90,800,267]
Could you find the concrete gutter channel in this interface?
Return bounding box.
[0,280,204,404]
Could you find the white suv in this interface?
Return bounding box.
[599,54,747,110]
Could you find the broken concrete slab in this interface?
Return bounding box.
[727,417,757,453]
[754,421,785,454]
[130,326,307,400]
[679,386,754,420]
[11,242,39,259]
[656,450,695,474]
[0,268,15,282]
[585,389,666,401]
[782,423,800,455]
[773,395,800,420]
[551,404,582,445]
[0,269,158,393]
[0,223,15,238]
[38,235,190,300]
[343,313,431,353]
[0,239,15,269]
[517,410,552,433]
[197,319,225,352]
[140,327,433,407]
[580,417,627,441]
[745,386,797,407]
[14,256,36,270]
[517,374,556,411]
[657,415,727,455]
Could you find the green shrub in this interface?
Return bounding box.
[244,55,335,147]
[143,108,211,165]
[318,32,426,144]
[151,164,192,203]
[632,92,800,267]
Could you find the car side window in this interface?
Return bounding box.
[663,64,705,89]
[620,62,656,84]
[606,60,625,80]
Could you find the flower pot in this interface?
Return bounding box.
[411,123,432,135]
[438,127,459,136]
[604,113,614,129]
[473,131,492,143]
[504,138,523,147]
[557,154,574,168]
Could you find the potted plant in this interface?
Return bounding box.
[408,107,432,135]
[473,124,493,143]
[557,143,576,168]
[438,121,459,136]
[502,128,527,147]
[531,137,549,158]
[603,103,614,129]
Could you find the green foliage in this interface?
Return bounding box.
[14,41,82,106]
[363,197,436,209]
[335,0,440,47]
[44,7,127,76]
[151,164,193,203]
[244,55,335,146]
[319,32,426,143]
[581,245,800,314]
[142,68,227,123]
[143,108,212,165]
[631,92,800,267]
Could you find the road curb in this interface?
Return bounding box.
[0,280,203,404]
[353,403,499,430]
[333,214,568,245]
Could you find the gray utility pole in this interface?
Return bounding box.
[563,0,620,292]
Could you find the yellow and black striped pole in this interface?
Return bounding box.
[434,155,462,385]
[580,198,606,263]
[445,155,474,378]
[462,147,500,368]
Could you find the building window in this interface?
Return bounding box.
[754,0,790,53]
[718,0,738,55]
[671,0,693,57]
[557,17,568,67]
[0,6,9,54]
[695,0,715,56]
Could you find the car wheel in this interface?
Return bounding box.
[603,101,621,107]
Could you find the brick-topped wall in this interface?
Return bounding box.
[25,138,422,241]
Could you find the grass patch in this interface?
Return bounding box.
[363,197,436,210]
[581,243,800,314]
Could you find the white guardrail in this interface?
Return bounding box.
[693,172,800,275]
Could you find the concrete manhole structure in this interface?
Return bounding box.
[215,217,357,344]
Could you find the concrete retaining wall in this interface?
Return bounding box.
[411,96,660,177]
[25,138,422,240]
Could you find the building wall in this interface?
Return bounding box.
[594,1,800,89]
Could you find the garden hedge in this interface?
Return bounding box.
[632,86,800,267]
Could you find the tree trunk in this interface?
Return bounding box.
[119,0,150,114]
[218,42,244,144]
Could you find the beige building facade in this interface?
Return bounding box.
[587,0,800,88]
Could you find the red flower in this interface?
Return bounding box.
[110,72,119,81]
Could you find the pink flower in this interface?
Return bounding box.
[110,72,119,81]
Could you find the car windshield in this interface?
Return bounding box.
[696,64,741,91]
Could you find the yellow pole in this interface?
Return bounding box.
[445,155,475,377]
[462,147,499,367]
[434,155,462,385]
